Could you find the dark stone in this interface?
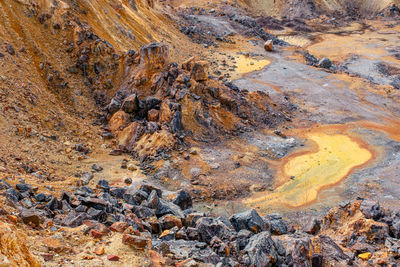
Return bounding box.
[172,190,192,210]
[62,212,88,227]
[106,98,121,114]
[20,210,41,227]
[313,235,349,266]
[110,187,126,198]
[229,209,269,233]
[264,213,288,235]
[195,217,233,244]
[132,205,156,219]
[87,207,107,221]
[16,184,31,193]
[236,229,253,250]
[121,94,140,113]
[81,172,94,185]
[75,205,87,212]
[47,197,62,211]
[140,183,163,198]
[156,199,184,219]
[6,188,21,202]
[61,191,72,203]
[92,164,103,172]
[97,180,110,191]
[312,254,323,267]
[6,44,15,55]
[242,231,279,267]
[123,187,148,205]
[360,200,385,220]
[35,193,47,202]
[303,217,321,235]
[318,57,332,69]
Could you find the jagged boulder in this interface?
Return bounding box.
[242,231,279,267]
[196,217,233,244]
[230,209,269,233]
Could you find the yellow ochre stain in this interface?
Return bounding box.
[247,132,372,208]
[235,55,270,74]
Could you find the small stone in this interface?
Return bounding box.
[122,234,151,250]
[127,164,137,171]
[189,147,198,155]
[264,40,273,52]
[41,253,54,262]
[318,57,332,69]
[124,177,132,185]
[147,109,159,122]
[358,252,372,260]
[94,246,105,255]
[110,222,129,233]
[90,229,106,239]
[19,210,41,227]
[92,164,103,172]
[107,255,120,261]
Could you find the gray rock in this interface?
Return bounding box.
[196,217,233,244]
[121,94,140,113]
[230,209,269,233]
[19,210,42,227]
[264,213,288,235]
[81,172,94,185]
[303,217,321,235]
[242,231,279,267]
[360,200,385,220]
[172,190,192,210]
[318,57,332,69]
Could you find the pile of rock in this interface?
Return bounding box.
[103,43,292,158]
[1,177,399,266]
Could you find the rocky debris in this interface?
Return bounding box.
[103,42,293,158]
[2,179,399,266]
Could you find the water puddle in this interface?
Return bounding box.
[246,131,373,208]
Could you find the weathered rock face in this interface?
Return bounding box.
[138,42,168,71]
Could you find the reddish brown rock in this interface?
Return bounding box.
[94,246,105,255]
[191,61,209,81]
[108,110,128,133]
[110,222,129,233]
[118,121,145,148]
[159,214,182,230]
[89,229,106,239]
[159,102,172,124]
[147,109,159,122]
[264,40,273,52]
[122,234,151,250]
[107,255,120,261]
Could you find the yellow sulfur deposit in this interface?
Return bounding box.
[247,132,372,207]
[235,55,270,75]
